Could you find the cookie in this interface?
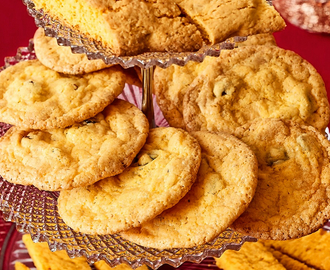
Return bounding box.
[22,234,91,270]
[261,229,330,270]
[215,241,287,270]
[34,27,111,74]
[34,28,142,87]
[183,46,329,134]
[0,99,149,191]
[232,33,277,47]
[32,0,284,56]
[33,0,204,56]
[120,131,258,249]
[231,118,330,240]
[14,262,31,270]
[176,0,285,44]
[94,261,148,270]
[57,127,201,234]
[0,60,126,129]
[266,247,313,270]
[154,36,277,129]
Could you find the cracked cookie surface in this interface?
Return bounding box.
[58,127,201,235]
[0,99,149,191]
[154,37,277,129]
[231,118,330,240]
[0,60,126,129]
[183,46,329,134]
[33,0,204,56]
[32,0,284,56]
[174,0,285,44]
[120,131,258,249]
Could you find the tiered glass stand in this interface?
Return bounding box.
[0,1,264,269]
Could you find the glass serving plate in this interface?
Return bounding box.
[0,217,220,270]
[0,41,256,269]
[22,0,239,69]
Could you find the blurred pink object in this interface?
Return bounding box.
[273,0,330,33]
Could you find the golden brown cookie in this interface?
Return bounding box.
[32,0,284,56]
[94,261,148,270]
[154,38,278,129]
[0,99,149,191]
[176,0,285,44]
[32,0,204,56]
[183,46,330,134]
[58,127,201,234]
[120,131,258,249]
[34,27,111,74]
[215,241,287,270]
[14,262,31,270]
[22,234,91,270]
[232,33,277,47]
[0,60,126,129]
[231,118,330,240]
[267,247,314,270]
[33,28,142,87]
[261,229,330,270]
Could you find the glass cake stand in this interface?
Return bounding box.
[0,40,257,269]
[0,0,276,268]
[21,0,243,128]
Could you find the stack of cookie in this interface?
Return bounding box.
[0,27,261,250]
[0,28,151,191]
[149,34,330,245]
[0,0,329,257]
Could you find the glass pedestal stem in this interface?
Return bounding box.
[141,67,156,128]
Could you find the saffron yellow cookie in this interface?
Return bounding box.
[154,37,278,129]
[34,28,142,87]
[215,241,286,270]
[58,127,201,234]
[121,131,258,248]
[0,99,149,191]
[0,60,126,129]
[231,118,330,240]
[34,27,111,74]
[32,0,284,56]
[183,46,329,134]
[22,234,91,270]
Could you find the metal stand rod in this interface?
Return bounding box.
[141,67,156,128]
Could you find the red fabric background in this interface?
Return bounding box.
[0,1,329,98]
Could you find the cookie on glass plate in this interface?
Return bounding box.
[231,118,330,240]
[0,99,149,191]
[34,28,142,87]
[183,46,329,134]
[154,36,277,129]
[34,27,112,75]
[32,0,284,56]
[120,131,258,249]
[0,60,126,130]
[57,127,201,235]
[176,0,285,45]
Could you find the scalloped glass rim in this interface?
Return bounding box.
[0,41,256,269]
[22,0,273,69]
